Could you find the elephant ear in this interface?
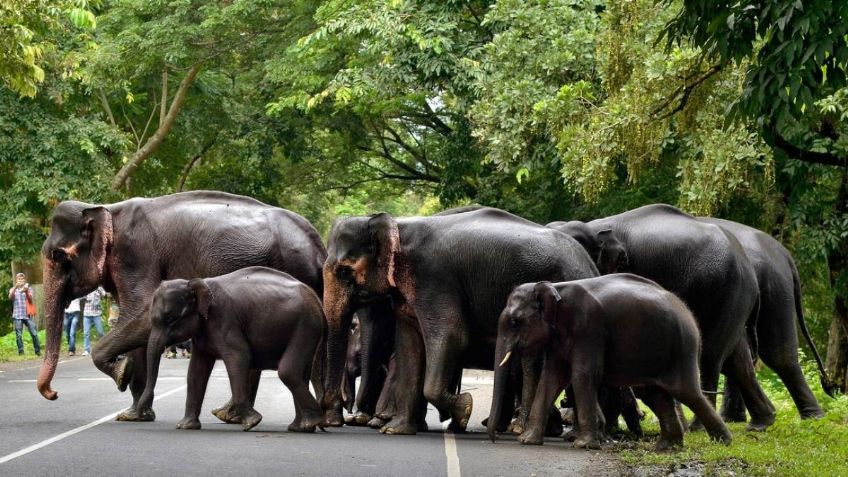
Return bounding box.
[188,279,214,319]
[81,206,114,280]
[534,281,562,327]
[597,229,629,274]
[367,212,400,287]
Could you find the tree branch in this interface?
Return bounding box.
[111,63,202,191]
[97,89,116,128]
[768,126,848,168]
[176,140,215,192]
[651,64,722,119]
[160,68,168,127]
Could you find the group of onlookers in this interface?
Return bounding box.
[62,287,108,356]
[7,271,110,357]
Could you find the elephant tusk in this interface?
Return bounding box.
[499,350,512,368]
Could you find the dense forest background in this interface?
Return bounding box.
[1,1,846,388]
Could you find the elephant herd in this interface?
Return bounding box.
[35,191,832,451]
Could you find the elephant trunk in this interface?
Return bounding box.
[321,272,356,426]
[138,329,165,412]
[92,314,152,389]
[37,261,67,400]
[488,339,512,442]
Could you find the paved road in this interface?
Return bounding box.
[0,357,609,476]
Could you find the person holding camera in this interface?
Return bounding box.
[8,272,41,356]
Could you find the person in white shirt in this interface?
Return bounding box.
[81,287,107,356]
[64,297,81,356]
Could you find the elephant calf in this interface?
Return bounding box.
[138,267,325,432]
[489,274,732,450]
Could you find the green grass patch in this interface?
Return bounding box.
[617,357,848,476]
[0,320,110,363]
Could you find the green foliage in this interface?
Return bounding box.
[0,0,98,97]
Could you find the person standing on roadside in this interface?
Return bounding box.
[64,297,81,356]
[81,287,107,356]
[8,272,41,356]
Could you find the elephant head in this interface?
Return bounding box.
[322,213,400,425]
[38,201,114,400]
[547,221,628,275]
[488,282,560,441]
[138,278,210,413]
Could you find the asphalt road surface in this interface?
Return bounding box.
[0,356,609,476]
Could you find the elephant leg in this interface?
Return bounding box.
[569,370,602,449]
[380,318,424,435]
[177,349,216,430]
[221,346,262,432]
[279,329,323,433]
[422,335,471,432]
[116,348,148,421]
[720,377,748,422]
[669,368,732,445]
[721,342,775,431]
[756,306,824,418]
[212,369,260,424]
[511,353,542,435]
[518,356,568,446]
[620,387,644,437]
[641,386,684,451]
[373,355,397,423]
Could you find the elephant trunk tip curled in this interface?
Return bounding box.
[37,356,59,400]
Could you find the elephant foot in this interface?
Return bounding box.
[709,428,733,445]
[799,407,826,420]
[746,411,775,432]
[563,428,579,442]
[322,408,344,428]
[509,414,528,435]
[688,418,705,432]
[380,417,417,435]
[368,416,387,429]
[288,418,318,433]
[212,400,240,424]
[176,417,201,430]
[116,405,155,422]
[240,409,263,431]
[449,392,473,432]
[545,415,564,437]
[560,407,575,426]
[573,435,602,450]
[114,358,132,392]
[354,412,372,426]
[720,410,747,423]
[517,429,544,445]
[655,437,683,452]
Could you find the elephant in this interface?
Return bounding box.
[138,267,324,432]
[700,217,834,421]
[321,206,599,434]
[548,203,776,431]
[37,191,326,422]
[489,276,733,451]
[343,302,394,426]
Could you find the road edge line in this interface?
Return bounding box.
[442,423,461,477]
[0,384,186,465]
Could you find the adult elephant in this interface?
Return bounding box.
[548,203,776,430]
[321,207,599,434]
[37,191,326,421]
[701,217,834,420]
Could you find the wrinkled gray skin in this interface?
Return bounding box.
[139,267,324,432]
[548,204,776,431]
[37,191,325,423]
[490,276,732,451]
[343,303,394,427]
[701,218,834,421]
[321,207,599,434]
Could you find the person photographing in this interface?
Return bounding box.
[8,272,41,356]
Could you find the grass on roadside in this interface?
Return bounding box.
[0,321,110,363]
[616,357,848,476]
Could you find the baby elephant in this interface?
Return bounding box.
[138,266,325,432]
[488,274,732,450]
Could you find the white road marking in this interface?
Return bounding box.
[9,357,85,372]
[7,380,37,383]
[0,384,187,465]
[442,423,461,477]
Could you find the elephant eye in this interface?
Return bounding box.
[336,266,353,281]
[509,318,518,329]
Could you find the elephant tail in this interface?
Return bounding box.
[745,290,760,365]
[792,261,836,397]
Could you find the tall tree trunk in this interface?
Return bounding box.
[111,64,201,191]
[825,170,848,392]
